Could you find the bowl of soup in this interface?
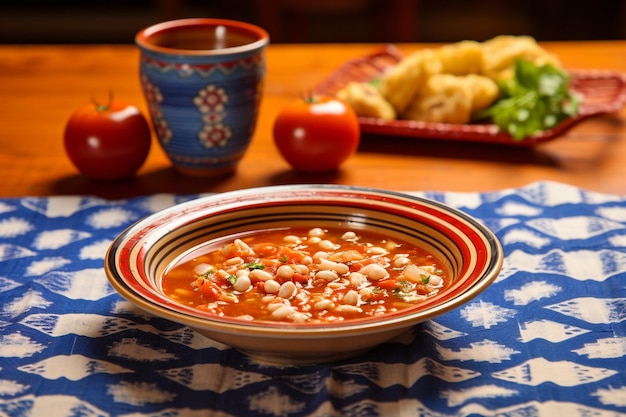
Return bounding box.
[105,185,503,364]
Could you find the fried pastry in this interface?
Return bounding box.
[401,74,473,124]
[336,35,562,125]
[435,40,484,75]
[336,82,397,120]
[464,74,500,111]
[378,48,442,114]
[481,35,562,80]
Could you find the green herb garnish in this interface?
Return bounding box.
[226,275,237,285]
[246,262,265,270]
[392,280,415,299]
[476,59,581,140]
[200,269,214,279]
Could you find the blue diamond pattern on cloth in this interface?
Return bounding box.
[0,181,624,416]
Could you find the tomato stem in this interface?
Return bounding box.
[302,92,317,104]
[92,91,114,112]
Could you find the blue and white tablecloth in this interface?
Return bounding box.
[0,181,625,417]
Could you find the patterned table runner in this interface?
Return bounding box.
[0,181,624,416]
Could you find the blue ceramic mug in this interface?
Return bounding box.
[136,18,269,176]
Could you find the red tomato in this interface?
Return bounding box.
[273,96,360,172]
[64,98,152,181]
[198,280,223,300]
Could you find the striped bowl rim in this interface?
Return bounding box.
[105,185,503,338]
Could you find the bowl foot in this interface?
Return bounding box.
[239,347,373,366]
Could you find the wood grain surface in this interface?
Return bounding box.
[1,42,625,198]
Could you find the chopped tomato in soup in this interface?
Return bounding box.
[162,227,449,323]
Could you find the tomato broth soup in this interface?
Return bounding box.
[162,227,450,323]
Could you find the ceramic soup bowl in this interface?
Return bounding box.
[105,185,503,364]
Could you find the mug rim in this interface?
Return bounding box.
[135,18,270,56]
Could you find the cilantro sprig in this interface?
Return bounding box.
[477,59,581,140]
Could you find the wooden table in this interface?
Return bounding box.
[2,42,626,199]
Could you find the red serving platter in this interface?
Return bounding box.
[314,45,626,146]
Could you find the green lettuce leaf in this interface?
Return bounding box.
[476,59,582,140]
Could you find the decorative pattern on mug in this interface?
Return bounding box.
[141,75,172,145]
[194,85,231,148]
[141,55,263,78]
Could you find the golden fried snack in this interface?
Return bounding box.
[336,35,562,124]
[481,35,562,80]
[401,74,473,124]
[463,74,500,111]
[378,49,442,114]
[434,40,484,75]
[336,82,397,120]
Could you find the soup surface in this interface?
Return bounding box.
[162,227,450,323]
